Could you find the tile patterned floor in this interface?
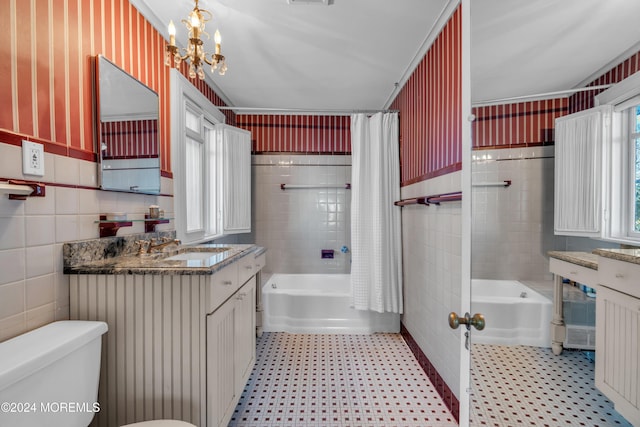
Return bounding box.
[229,333,457,427]
[229,333,632,426]
[470,344,632,426]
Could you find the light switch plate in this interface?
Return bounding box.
[22,140,45,176]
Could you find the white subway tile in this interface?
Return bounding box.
[55,215,78,243]
[25,274,55,309]
[25,245,54,278]
[25,215,55,247]
[55,187,79,214]
[78,159,99,188]
[0,281,25,318]
[24,186,55,215]
[0,312,26,342]
[26,303,55,330]
[0,216,25,250]
[54,155,80,185]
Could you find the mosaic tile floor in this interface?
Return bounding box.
[229,333,457,427]
[229,334,632,426]
[470,344,632,426]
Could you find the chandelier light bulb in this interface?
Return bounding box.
[168,20,176,37]
[214,30,221,44]
[190,12,200,29]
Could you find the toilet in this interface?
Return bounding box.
[0,321,196,427]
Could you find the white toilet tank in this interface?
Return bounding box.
[0,320,108,427]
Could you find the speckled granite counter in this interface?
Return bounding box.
[63,232,263,275]
[547,251,599,270]
[593,248,640,265]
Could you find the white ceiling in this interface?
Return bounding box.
[132,0,640,112]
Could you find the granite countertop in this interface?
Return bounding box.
[548,251,599,270]
[64,244,261,275]
[593,248,640,265]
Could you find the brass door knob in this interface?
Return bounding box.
[448,312,485,331]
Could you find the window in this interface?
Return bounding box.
[170,69,251,244]
[628,104,640,236]
[591,71,640,244]
[171,71,225,244]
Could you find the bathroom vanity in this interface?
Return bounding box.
[592,248,640,427]
[64,237,265,427]
[549,248,640,426]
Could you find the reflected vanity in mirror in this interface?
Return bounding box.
[95,55,160,194]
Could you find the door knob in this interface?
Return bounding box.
[448,312,485,331]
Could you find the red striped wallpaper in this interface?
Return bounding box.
[0,0,232,176]
[236,115,351,153]
[390,6,462,186]
[101,119,158,159]
[471,48,640,149]
[472,98,568,149]
[570,51,640,113]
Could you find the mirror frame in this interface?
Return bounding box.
[94,55,161,194]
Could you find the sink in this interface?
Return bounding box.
[165,252,219,261]
[163,247,231,262]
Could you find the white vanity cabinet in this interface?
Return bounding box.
[595,257,640,426]
[69,252,260,427]
[207,276,256,427]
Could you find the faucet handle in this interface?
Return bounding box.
[136,240,149,255]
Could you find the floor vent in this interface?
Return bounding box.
[564,324,596,350]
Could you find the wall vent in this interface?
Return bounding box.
[287,0,334,5]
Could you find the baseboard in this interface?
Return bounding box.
[400,323,460,423]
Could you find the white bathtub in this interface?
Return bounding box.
[262,274,400,334]
[471,279,552,347]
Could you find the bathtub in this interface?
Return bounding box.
[471,279,552,347]
[262,274,400,334]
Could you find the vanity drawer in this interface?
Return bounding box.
[598,257,640,299]
[237,254,256,285]
[255,253,266,271]
[549,257,598,287]
[206,263,239,313]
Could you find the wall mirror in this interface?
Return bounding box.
[95,55,160,194]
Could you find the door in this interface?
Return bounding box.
[207,297,237,427]
[234,277,256,396]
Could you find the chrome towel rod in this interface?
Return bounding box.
[281,183,351,190]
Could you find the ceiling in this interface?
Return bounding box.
[132,0,640,112]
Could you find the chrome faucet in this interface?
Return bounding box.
[137,237,181,254]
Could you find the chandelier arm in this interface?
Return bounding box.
[166,0,226,78]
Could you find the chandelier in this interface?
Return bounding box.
[165,0,227,79]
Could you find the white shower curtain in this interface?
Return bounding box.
[350,112,403,314]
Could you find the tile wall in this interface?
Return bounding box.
[0,141,173,342]
[471,146,618,281]
[252,154,351,275]
[400,171,462,402]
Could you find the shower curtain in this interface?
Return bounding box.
[350,112,403,314]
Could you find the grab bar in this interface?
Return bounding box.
[394,191,462,207]
[281,183,351,190]
[472,180,511,188]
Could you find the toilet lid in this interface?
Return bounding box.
[121,421,196,427]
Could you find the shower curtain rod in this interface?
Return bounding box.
[215,106,399,115]
[472,84,614,107]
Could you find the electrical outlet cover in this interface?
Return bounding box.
[22,140,45,176]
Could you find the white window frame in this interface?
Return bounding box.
[624,106,640,240]
[595,71,640,244]
[171,70,225,244]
